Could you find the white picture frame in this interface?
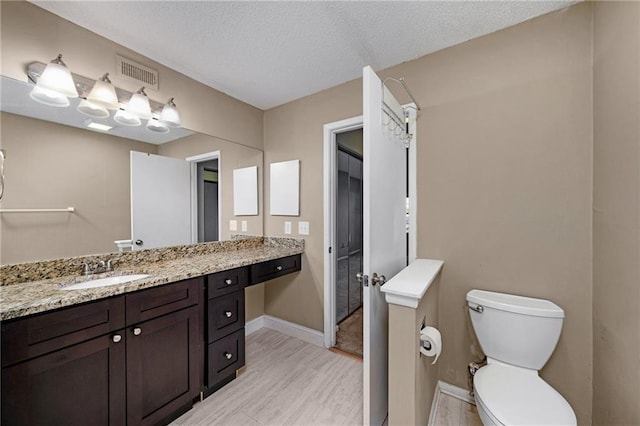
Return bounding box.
[270,160,300,216]
[233,166,258,216]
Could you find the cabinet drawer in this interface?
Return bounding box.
[207,291,245,343]
[207,328,245,387]
[1,297,125,367]
[207,267,248,298]
[249,254,302,285]
[126,278,201,325]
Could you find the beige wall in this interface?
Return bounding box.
[388,278,439,425]
[592,2,640,425]
[158,133,264,240]
[264,3,594,423]
[0,112,157,264]
[0,0,263,150]
[263,79,362,329]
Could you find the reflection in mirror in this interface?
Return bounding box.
[0,76,263,265]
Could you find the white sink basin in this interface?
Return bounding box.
[60,274,150,290]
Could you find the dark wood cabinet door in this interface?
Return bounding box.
[126,306,200,426]
[1,332,126,426]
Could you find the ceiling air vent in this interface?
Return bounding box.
[116,55,159,90]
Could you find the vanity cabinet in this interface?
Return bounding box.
[0,278,202,426]
[1,298,126,426]
[0,253,302,425]
[125,278,201,425]
[204,269,246,396]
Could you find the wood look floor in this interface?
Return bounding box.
[172,328,481,425]
[431,393,483,426]
[172,328,363,425]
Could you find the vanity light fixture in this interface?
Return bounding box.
[159,98,182,128]
[26,58,184,131]
[127,87,152,120]
[29,54,78,107]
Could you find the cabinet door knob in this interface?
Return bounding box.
[133,327,142,336]
[224,352,233,360]
[112,334,122,343]
[225,279,233,285]
[225,311,233,318]
[276,265,283,271]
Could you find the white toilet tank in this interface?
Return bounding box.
[467,290,565,370]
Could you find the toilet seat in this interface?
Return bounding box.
[474,363,577,426]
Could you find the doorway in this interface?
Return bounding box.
[197,159,219,242]
[335,129,364,357]
[187,151,222,244]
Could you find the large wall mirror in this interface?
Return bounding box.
[0,76,263,265]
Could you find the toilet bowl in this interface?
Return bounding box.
[466,290,577,426]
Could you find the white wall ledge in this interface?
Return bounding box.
[381,258,444,308]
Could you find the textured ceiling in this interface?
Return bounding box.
[32,1,577,110]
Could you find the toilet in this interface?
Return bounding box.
[466,289,577,426]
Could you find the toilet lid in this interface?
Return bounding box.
[474,364,577,426]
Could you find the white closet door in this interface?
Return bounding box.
[362,65,407,426]
[130,151,191,250]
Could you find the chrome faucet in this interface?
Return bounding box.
[82,259,114,275]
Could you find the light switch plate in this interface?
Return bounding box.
[284,221,292,235]
[241,220,247,232]
[298,221,309,235]
[229,220,237,231]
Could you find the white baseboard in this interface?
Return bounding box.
[245,316,264,336]
[437,380,476,405]
[244,314,324,347]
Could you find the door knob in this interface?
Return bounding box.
[134,239,143,246]
[356,272,369,287]
[371,273,386,286]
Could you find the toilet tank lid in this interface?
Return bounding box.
[467,290,564,318]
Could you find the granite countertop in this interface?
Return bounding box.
[0,237,303,321]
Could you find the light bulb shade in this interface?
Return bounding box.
[114,109,141,126]
[159,100,181,128]
[77,99,110,118]
[127,91,152,120]
[146,118,169,133]
[36,62,78,98]
[29,85,70,107]
[86,78,119,110]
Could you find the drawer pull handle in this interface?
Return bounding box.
[225,311,233,318]
[112,334,122,343]
[224,352,233,360]
[276,265,283,271]
[133,327,142,336]
[225,279,233,285]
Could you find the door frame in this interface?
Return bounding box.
[186,151,221,244]
[322,107,418,347]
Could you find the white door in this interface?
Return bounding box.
[130,151,191,250]
[362,66,407,425]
